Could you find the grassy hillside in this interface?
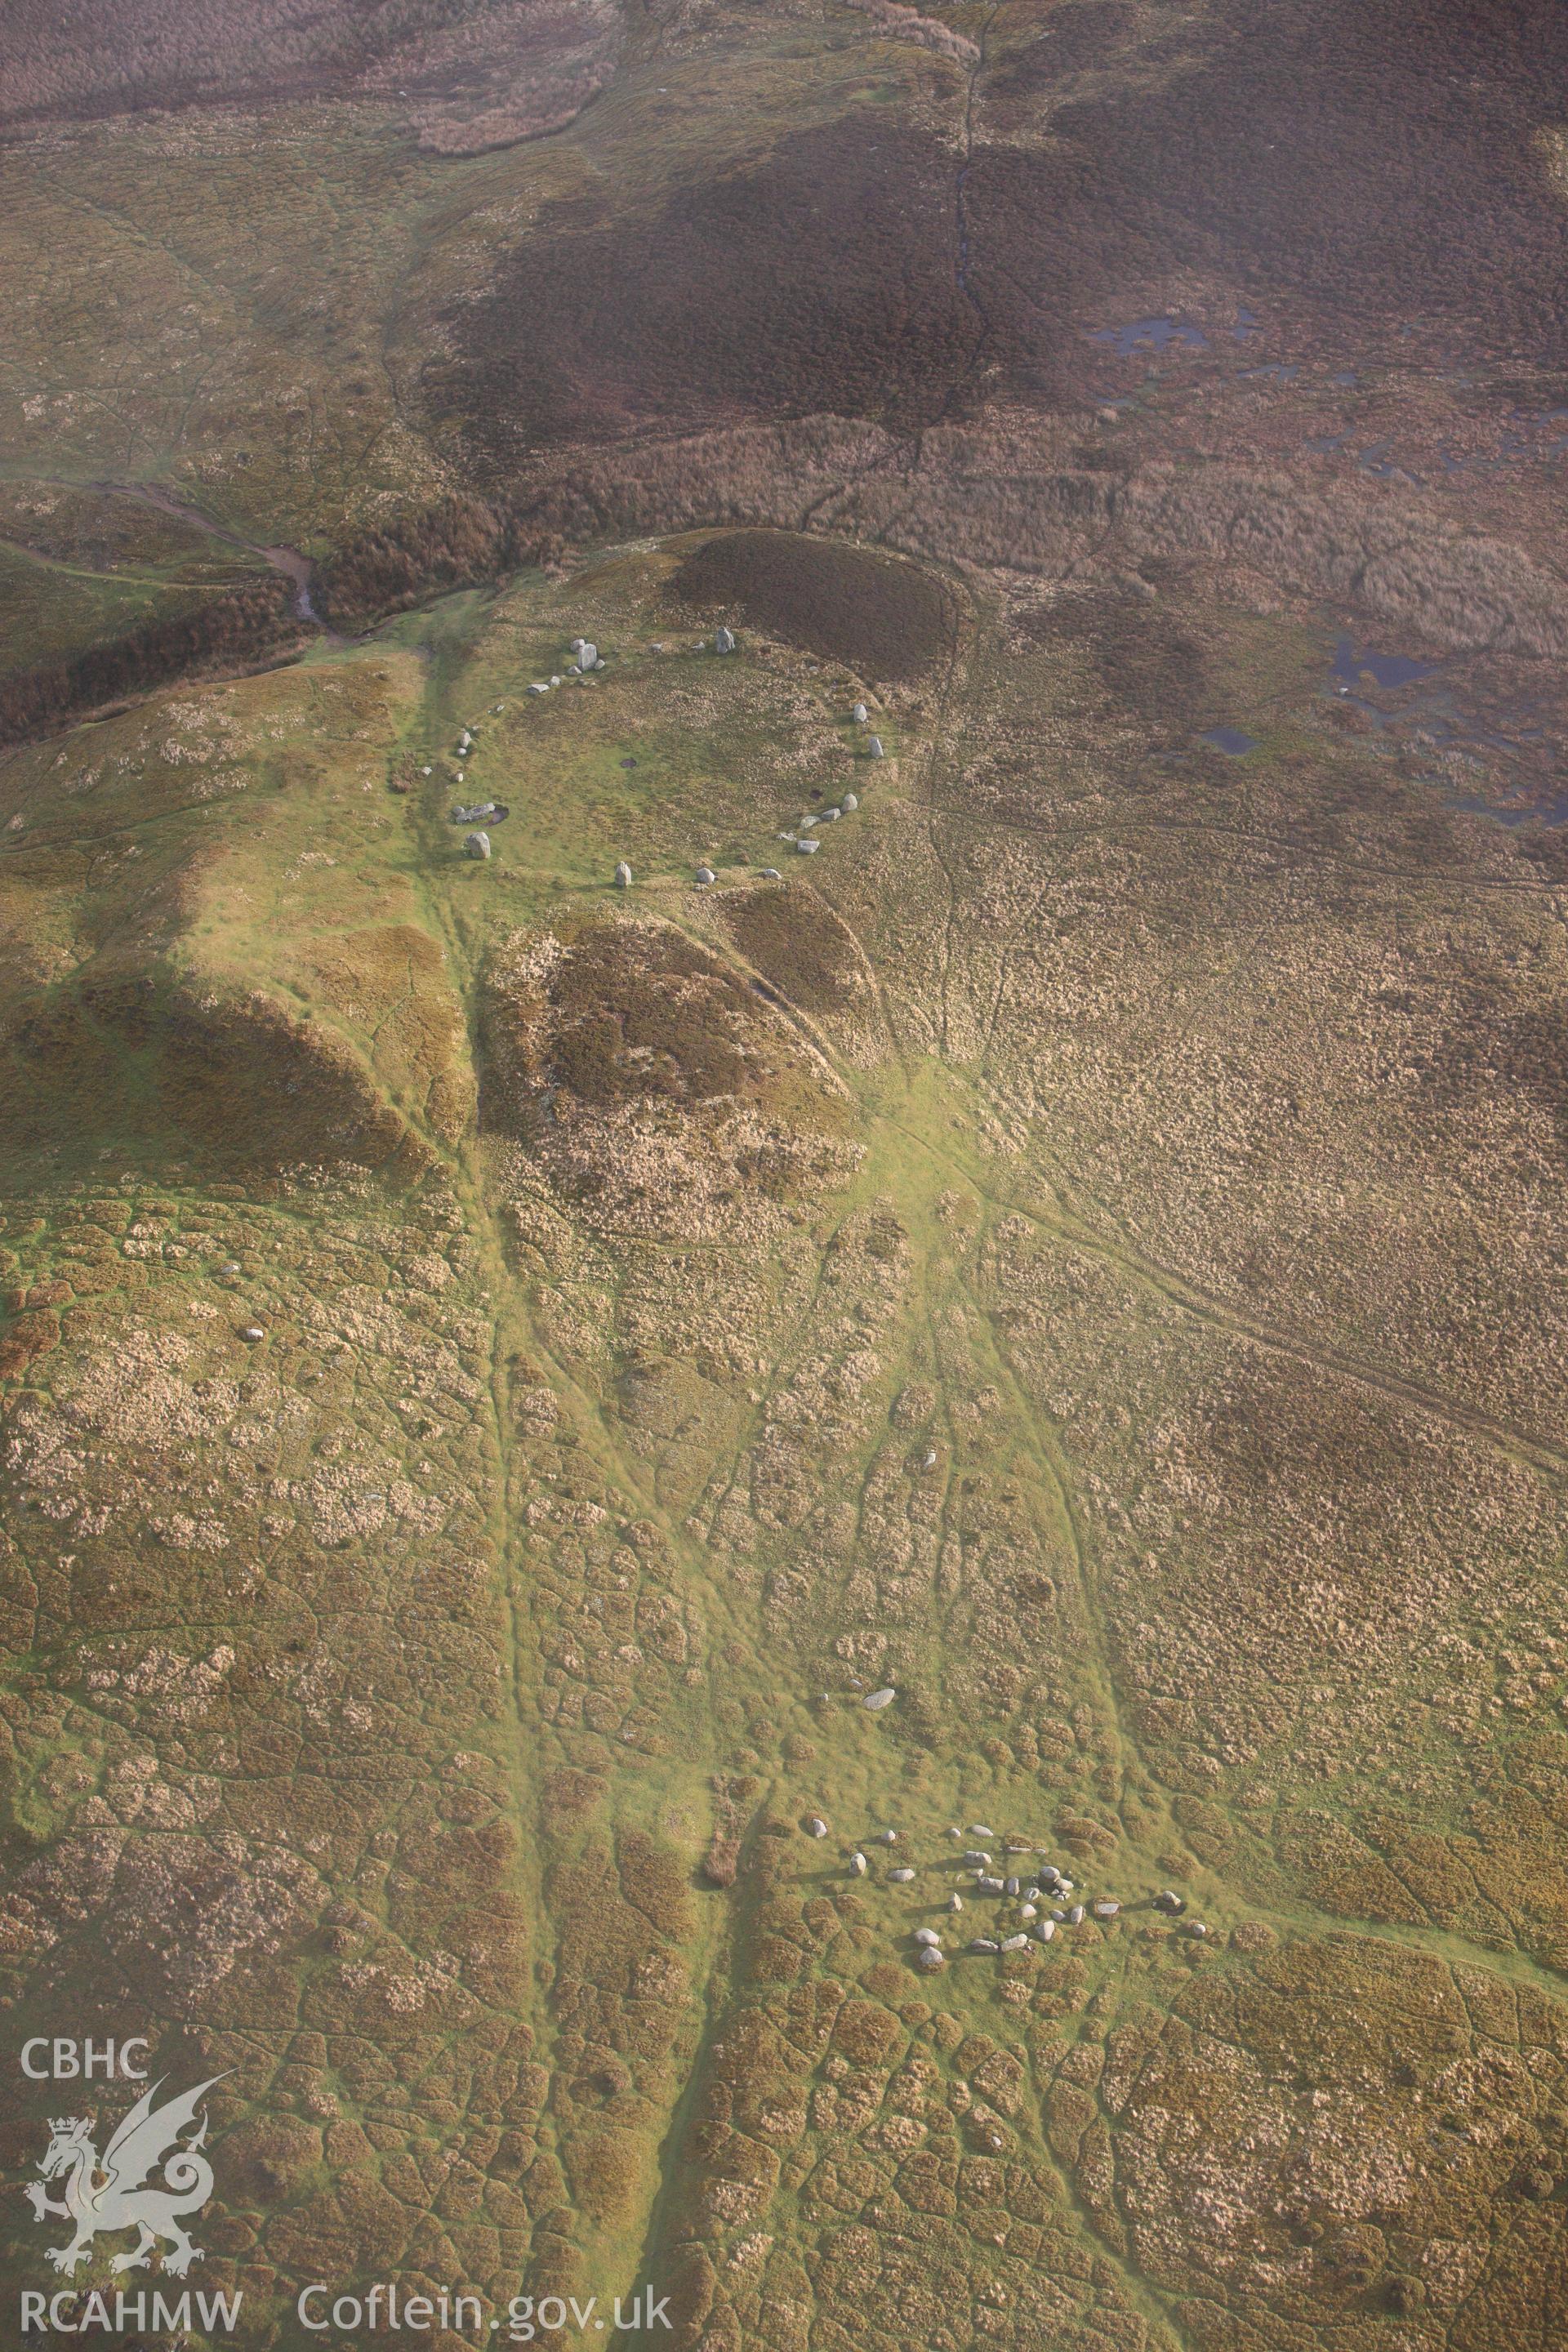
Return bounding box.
[4,534,1568,2346]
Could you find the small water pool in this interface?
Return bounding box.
[1089,316,1209,357]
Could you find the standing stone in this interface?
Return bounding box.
[804,1816,828,1838]
[853,702,868,724]
[579,642,599,669]
[867,736,884,759]
[915,1928,942,1947]
[713,626,737,654]
[850,1851,868,1878]
[917,1947,946,1971]
[465,832,491,861]
[841,792,858,812]
[614,862,633,889]
[694,866,715,885]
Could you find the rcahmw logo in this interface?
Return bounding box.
[19,2046,243,2336]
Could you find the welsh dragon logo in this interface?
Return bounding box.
[24,2074,226,2278]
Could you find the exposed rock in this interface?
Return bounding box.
[889,1866,915,1882]
[862,1686,896,1710]
[797,837,820,854]
[1153,1890,1186,1915]
[239,1325,265,1343]
[968,1938,1000,1954]
[1004,1876,1021,1897]
[694,866,715,884]
[1094,1900,1120,1919]
[1000,1933,1031,1952]
[1035,1920,1056,1942]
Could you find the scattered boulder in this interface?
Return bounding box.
[1153,1890,1186,1915]
[914,1928,942,1947]
[694,866,715,885]
[1004,1876,1021,1898]
[978,1876,1004,1895]
[968,1938,1000,1954]
[889,1866,915,1883]
[804,1816,828,1838]
[850,1851,868,1878]
[841,792,858,812]
[875,1829,898,1844]
[1094,1900,1120,1919]
[963,1851,991,1865]
[1000,1933,1031,1953]
[1035,1919,1056,1942]
[527,683,548,696]
[239,1325,265,1343]
[969,1825,996,1837]
[947,1892,964,1912]
[862,1687,896,1710]
[797,837,820,855]
[759,866,782,879]
[916,1946,946,1971]
[465,831,492,860]
[1067,1904,1085,1925]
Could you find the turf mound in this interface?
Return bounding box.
[670,531,956,683]
[2,968,429,1183]
[720,884,862,1018]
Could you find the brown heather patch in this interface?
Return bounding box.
[670,530,959,684]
